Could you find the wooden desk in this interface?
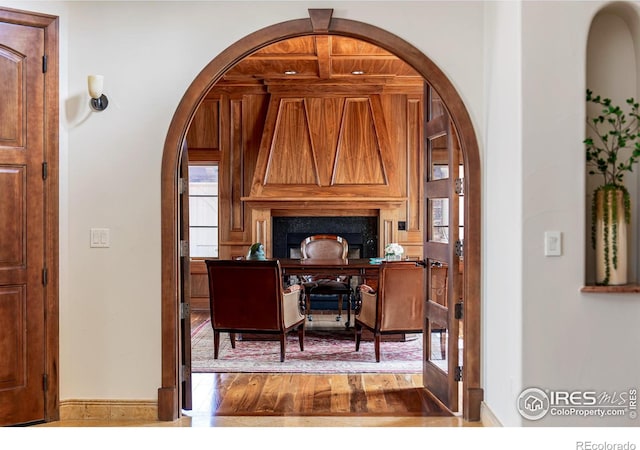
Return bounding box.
[277,258,381,280]
[277,258,419,340]
[277,258,381,327]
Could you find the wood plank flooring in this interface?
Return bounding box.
[188,311,453,418]
[190,372,450,417]
[36,312,478,427]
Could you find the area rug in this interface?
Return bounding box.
[191,319,425,374]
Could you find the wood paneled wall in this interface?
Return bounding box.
[187,81,425,307]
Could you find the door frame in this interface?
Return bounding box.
[0,6,60,422]
[158,9,482,421]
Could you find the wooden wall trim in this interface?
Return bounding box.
[161,9,482,421]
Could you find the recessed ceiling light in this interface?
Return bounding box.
[284,70,297,75]
[351,70,365,75]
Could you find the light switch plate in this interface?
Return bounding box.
[544,231,561,256]
[90,228,110,248]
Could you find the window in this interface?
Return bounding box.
[188,164,218,257]
[431,164,465,242]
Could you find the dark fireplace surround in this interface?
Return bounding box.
[272,216,378,259]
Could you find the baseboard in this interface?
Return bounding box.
[480,401,503,427]
[60,399,158,421]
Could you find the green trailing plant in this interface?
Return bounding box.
[585,89,640,284]
[246,242,266,260]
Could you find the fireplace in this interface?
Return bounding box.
[272,216,378,259]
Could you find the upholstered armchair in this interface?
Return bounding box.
[354,261,425,362]
[205,259,305,362]
[300,234,352,324]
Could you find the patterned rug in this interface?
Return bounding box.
[190,319,425,373]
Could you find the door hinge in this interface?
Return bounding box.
[181,363,191,384]
[180,364,189,383]
[42,55,48,73]
[455,177,464,195]
[42,267,48,286]
[180,240,189,257]
[180,302,190,320]
[43,373,48,391]
[42,161,48,180]
[454,302,463,320]
[455,239,464,257]
[454,366,463,382]
[178,177,186,195]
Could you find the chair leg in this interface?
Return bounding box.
[279,334,286,362]
[214,330,220,359]
[355,323,362,351]
[336,294,342,321]
[374,332,381,362]
[305,290,312,321]
[440,330,446,359]
[230,332,236,349]
[298,324,305,352]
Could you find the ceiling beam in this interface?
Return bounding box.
[315,36,331,79]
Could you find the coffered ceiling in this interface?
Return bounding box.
[220,35,423,86]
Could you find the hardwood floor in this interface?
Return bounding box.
[183,311,470,426]
[38,312,479,427]
[189,372,449,417]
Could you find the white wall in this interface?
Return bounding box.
[3,1,485,402]
[483,0,523,427]
[9,0,638,428]
[521,1,640,426]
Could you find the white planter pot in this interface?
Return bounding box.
[595,188,628,285]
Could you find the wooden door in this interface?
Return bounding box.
[422,83,463,411]
[179,141,193,410]
[0,20,47,425]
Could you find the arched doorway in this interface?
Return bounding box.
[159,9,482,421]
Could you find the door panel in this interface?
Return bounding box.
[0,286,26,390]
[0,47,24,147]
[0,167,25,267]
[423,83,462,411]
[0,20,46,425]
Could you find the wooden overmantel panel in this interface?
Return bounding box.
[249,92,400,198]
[264,98,318,185]
[334,98,387,185]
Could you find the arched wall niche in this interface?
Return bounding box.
[585,2,640,285]
[159,10,482,421]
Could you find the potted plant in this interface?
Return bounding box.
[585,89,640,285]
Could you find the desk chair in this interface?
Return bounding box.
[300,234,353,326]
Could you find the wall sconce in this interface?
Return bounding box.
[88,75,109,111]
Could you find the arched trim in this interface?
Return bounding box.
[159,10,482,421]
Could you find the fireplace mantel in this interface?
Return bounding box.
[243,198,406,258]
[242,197,406,210]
